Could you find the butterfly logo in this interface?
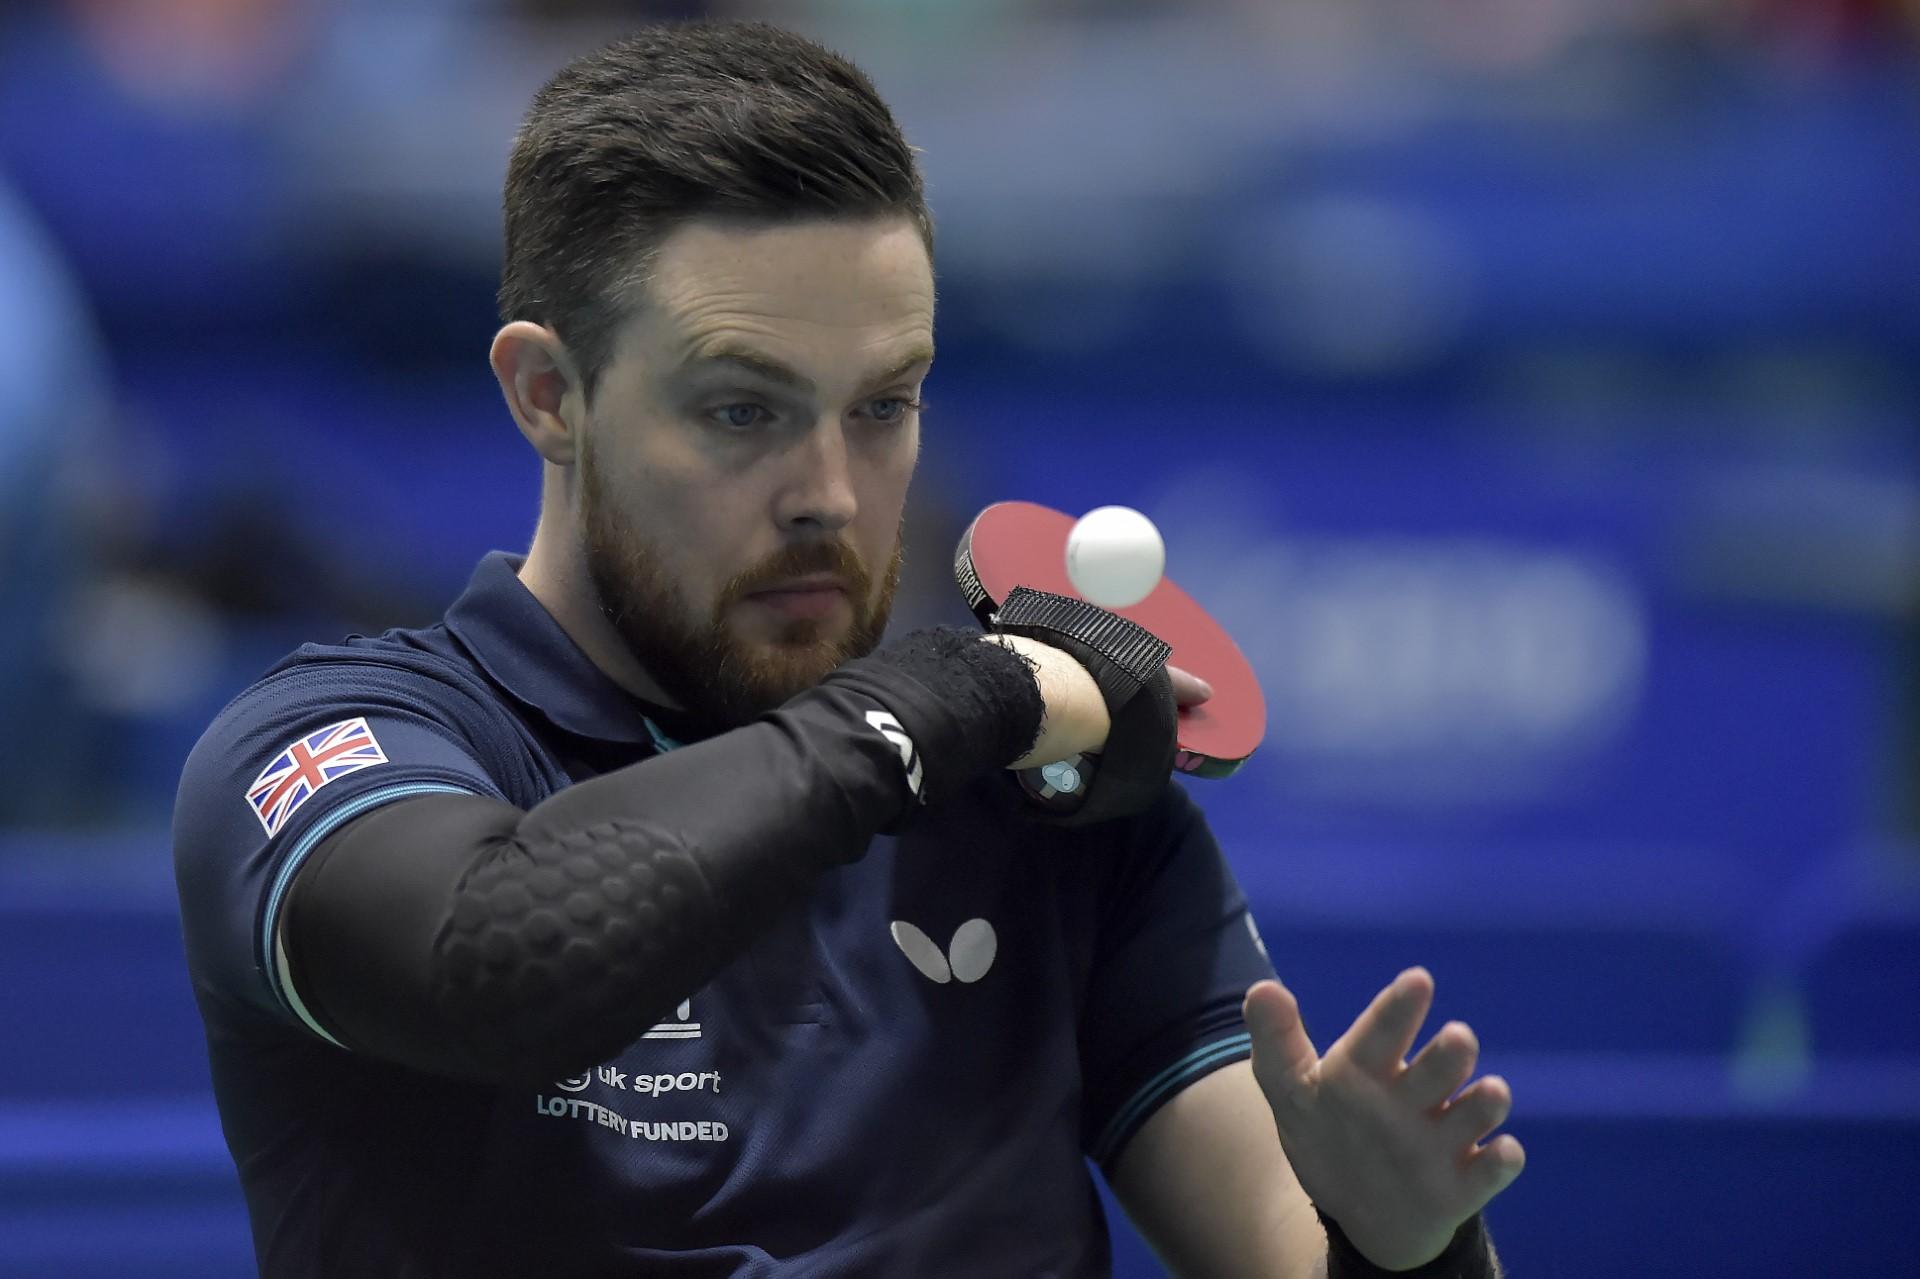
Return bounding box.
[889,918,998,984]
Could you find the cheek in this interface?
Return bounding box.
[864,435,913,526]
[665,500,748,603]
[860,443,917,558]
[598,459,722,598]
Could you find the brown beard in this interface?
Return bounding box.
[580,446,904,733]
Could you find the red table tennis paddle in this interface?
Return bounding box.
[955,500,1265,781]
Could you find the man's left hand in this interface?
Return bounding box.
[1242,968,1525,1270]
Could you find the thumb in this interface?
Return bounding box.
[1244,980,1319,1096]
[1168,664,1214,709]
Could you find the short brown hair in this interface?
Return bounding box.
[498,22,933,399]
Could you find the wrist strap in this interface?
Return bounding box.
[990,587,1171,706]
[1319,1211,1495,1279]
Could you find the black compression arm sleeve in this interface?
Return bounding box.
[281,628,1043,1085]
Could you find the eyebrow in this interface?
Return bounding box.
[680,342,935,396]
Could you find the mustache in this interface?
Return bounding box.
[720,540,872,608]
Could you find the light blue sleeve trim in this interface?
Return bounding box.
[643,717,684,754]
[258,780,482,1034]
[1090,1031,1255,1166]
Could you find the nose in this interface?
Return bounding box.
[774,417,858,534]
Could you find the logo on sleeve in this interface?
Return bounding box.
[246,717,389,836]
[864,710,923,799]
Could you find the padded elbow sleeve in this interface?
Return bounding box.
[433,813,750,1082]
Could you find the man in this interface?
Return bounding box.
[174,23,1522,1277]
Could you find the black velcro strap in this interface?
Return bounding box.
[991,588,1171,706]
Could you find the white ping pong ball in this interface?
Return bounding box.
[1065,506,1165,609]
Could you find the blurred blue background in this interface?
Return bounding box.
[2,0,1918,1274]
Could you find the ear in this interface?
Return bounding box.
[491,321,585,466]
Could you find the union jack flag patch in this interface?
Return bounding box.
[246,717,389,837]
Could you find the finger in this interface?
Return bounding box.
[1168,665,1214,708]
[1243,980,1320,1097]
[1440,1074,1512,1147]
[1464,1133,1526,1202]
[1401,1021,1479,1110]
[1340,967,1434,1074]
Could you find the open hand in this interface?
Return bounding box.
[1243,968,1525,1270]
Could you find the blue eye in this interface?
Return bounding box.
[866,397,920,424]
[711,403,770,430]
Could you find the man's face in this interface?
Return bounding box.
[577,217,933,731]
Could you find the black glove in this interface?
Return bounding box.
[988,586,1177,825]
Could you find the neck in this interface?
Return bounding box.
[518,521,682,710]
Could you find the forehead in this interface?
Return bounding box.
[633,217,935,365]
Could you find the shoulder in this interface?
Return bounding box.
[262,626,505,718]
[169,633,534,1023]
[192,639,473,759]
[173,631,540,847]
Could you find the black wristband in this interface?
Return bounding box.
[859,625,1047,803]
[1319,1211,1495,1279]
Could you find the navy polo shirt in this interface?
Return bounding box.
[173,552,1276,1277]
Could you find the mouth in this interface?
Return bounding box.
[744,576,851,621]
[749,574,850,595]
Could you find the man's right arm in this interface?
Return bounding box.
[277,628,1055,1086]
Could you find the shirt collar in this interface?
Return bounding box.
[444,551,677,746]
